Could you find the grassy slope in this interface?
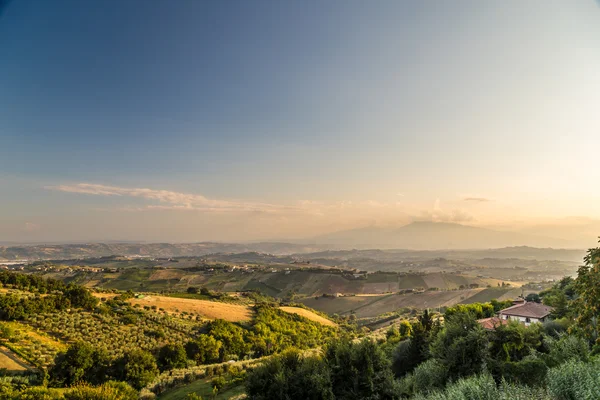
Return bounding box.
[158,377,245,400]
[279,307,337,327]
[127,294,254,322]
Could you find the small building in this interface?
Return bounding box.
[498,300,553,326]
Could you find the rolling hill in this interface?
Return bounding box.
[313,221,571,249]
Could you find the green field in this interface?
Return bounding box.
[300,288,500,318]
[158,377,245,400]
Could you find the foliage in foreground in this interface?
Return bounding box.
[246,340,399,400]
[0,381,137,400]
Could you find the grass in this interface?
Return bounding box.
[158,377,245,400]
[279,306,337,327]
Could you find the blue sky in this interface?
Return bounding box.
[1,0,600,243]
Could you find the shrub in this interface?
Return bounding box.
[543,334,589,367]
[547,359,600,400]
[412,374,551,400]
[412,359,447,393]
[211,376,226,391]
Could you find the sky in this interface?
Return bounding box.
[1,0,600,244]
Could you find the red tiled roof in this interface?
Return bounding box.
[478,317,509,330]
[499,302,553,319]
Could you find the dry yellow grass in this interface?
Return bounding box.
[480,278,524,288]
[279,306,337,327]
[128,295,253,322]
[92,292,119,300]
[0,346,31,372]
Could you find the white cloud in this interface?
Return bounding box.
[46,183,298,214]
[416,199,474,223]
[463,197,492,203]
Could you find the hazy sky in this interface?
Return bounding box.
[1,0,600,243]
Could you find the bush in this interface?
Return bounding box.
[547,359,600,400]
[542,319,569,338]
[413,374,551,400]
[412,359,447,393]
[543,334,589,367]
[211,376,226,391]
[65,382,137,400]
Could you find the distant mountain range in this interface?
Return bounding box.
[0,221,588,261]
[0,242,333,261]
[312,221,575,250]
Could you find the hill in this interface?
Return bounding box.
[313,221,571,249]
[279,307,337,327]
[0,242,332,261]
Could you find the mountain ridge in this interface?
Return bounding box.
[312,221,573,250]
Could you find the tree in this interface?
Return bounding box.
[525,293,541,303]
[325,339,399,400]
[63,285,99,310]
[186,334,222,365]
[50,342,96,386]
[489,320,542,362]
[245,349,333,400]
[206,320,248,359]
[115,349,159,390]
[392,318,431,377]
[429,313,489,380]
[157,343,187,371]
[398,320,412,338]
[573,243,600,345]
[551,291,569,319]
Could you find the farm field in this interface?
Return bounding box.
[279,306,337,327]
[128,294,253,322]
[158,376,245,400]
[300,288,495,318]
[0,346,32,373]
[459,287,513,304]
[35,263,507,299]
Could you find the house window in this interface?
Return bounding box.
[525,317,531,323]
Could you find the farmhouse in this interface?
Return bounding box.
[498,299,553,326]
[477,298,554,329]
